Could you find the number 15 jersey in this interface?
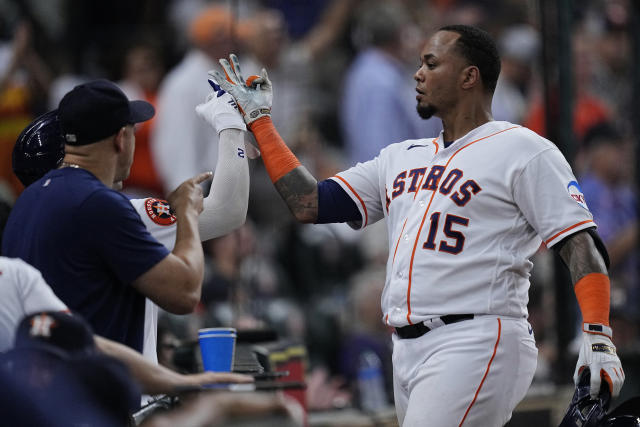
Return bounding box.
[330,121,595,327]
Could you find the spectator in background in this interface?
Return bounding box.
[579,122,638,322]
[152,5,238,194]
[588,1,633,131]
[492,24,539,124]
[524,28,610,143]
[238,1,355,229]
[338,267,393,405]
[119,41,166,198]
[240,1,355,143]
[341,1,441,165]
[0,21,51,197]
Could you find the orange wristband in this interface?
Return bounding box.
[249,117,301,183]
[574,273,611,326]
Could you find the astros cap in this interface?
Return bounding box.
[57,79,154,146]
[14,311,96,357]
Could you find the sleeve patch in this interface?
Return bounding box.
[567,180,589,210]
[144,198,177,226]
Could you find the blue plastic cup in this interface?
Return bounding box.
[198,328,237,372]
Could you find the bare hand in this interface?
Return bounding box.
[306,366,351,410]
[167,172,212,217]
[179,371,254,389]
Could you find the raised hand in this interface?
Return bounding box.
[195,80,246,135]
[208,53,273,126]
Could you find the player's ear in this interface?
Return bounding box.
[460,65,480,90]
[113,126,127,153]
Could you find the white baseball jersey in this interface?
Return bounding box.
[0,257,68,352]
[331,121,595,327]
[129,197,178,365]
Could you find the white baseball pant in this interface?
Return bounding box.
[392,315,538,426]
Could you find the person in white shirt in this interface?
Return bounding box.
[0,256,252,395]
[151,5,239,194]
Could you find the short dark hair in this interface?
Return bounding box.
[439,24,501,93]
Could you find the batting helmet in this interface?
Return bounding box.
[560,368,640,427]
[560,368,611,427]
[13,110,65,187]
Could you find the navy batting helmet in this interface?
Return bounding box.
[13,110,65,187]
[560,368,611,427]
[560,368,640,427]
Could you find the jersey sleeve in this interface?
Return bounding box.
[329,156,385,230]
[316,179,362,224]
[513,147,595,247]
[16,258,68,314]
[79,190,171,284]
[129,198,178,251]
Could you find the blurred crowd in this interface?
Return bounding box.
[0,0,638,413]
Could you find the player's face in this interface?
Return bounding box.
[414,31,467,119]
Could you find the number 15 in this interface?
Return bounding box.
[422,213,469,254]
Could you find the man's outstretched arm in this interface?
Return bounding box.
[210,54,363,226]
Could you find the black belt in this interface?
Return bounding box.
[395,314,474,339]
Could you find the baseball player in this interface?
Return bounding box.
[10,83,253,365]
[211,24,624,426]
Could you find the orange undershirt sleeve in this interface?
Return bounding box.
[574,273,611,326]
[249,117,301,183]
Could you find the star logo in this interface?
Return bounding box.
[144,198,177,226]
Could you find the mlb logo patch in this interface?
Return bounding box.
[567,181,589,210]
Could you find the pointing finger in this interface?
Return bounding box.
[192,171,213,184]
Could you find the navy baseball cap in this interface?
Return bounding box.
[14,311,96,357]
[57,79,154,146]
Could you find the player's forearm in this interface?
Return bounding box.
[95,335,184,395]
[558,230,608,283]
[559,230,611,326]
[198,129,249,240]
[249,117,319,223]
[95,336,252,395]
[274,167,318,223]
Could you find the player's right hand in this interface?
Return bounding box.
[574,323,625,398]
[209,53,273,126]
[167,172,212,217]
[195,80,246,135]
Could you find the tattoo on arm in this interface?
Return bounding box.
[558,230,608,284]
[274,167,318,223]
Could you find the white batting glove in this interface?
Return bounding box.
[195,80,246,135]
[208,53,273,125]
[574,323,624,398]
